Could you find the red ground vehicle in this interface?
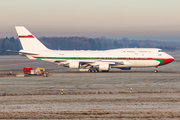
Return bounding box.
[23,67,33,74]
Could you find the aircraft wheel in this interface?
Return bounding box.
[94,69,98,73]
[88,69,92,73]
[154,69,158,73]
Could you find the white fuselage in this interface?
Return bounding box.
[21,48,174,68]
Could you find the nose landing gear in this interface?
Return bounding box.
[154,66,158,73]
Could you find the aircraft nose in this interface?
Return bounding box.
[169,54,174,61]
[169,57,174,63]
[161,55,174,65]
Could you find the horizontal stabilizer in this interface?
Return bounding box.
[7,50,39,55]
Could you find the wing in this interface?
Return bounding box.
[78,60,131,69]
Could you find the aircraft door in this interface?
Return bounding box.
[135,48,138,55]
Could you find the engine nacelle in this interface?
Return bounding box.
[99,64,110,71]
[119,67,131,70]
[69,62,81,69]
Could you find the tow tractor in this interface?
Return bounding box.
[23,67,48,77]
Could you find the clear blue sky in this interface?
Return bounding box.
[0,0,180,41]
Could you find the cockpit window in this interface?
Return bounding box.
[158,50,162,52]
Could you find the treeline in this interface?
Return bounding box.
[0,37,21,55]
[0,37,180,55]
[113,38,179,51]
[39,36,114,50]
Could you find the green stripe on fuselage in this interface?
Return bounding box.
[35,57,165,66]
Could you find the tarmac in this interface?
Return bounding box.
[0,53,180,119]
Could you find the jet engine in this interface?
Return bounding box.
[99,64,111,71]
[69,62,81,69]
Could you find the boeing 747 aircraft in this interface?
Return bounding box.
[8,26,174,73]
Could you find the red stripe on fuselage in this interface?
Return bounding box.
[160,58,174,65]
[32,56,174,65]
[33,56,168,59]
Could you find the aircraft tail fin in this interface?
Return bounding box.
[15,26,48,50]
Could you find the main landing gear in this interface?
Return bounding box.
[88,68,110,73]
[154,66,158,73]
[88,68,99,73]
